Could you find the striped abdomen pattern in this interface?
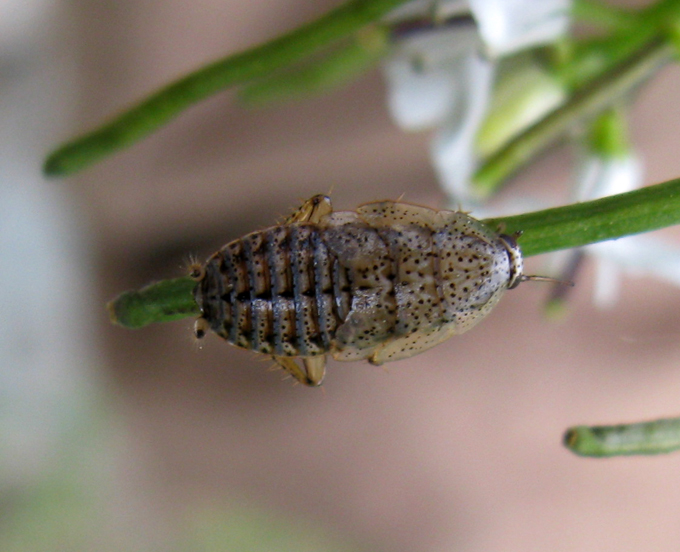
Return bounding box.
[194,224,352,357]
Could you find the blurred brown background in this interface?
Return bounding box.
[7,0,680,550]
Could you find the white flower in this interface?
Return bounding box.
[589,233,680,307]
[383,23,483,131]
[384,0,571,57]
[575,151,641,201]
[558,154,644,308]
[382,0,571,208]
[468,0,571,57]
[582,153,680,308]
[430,51,494,205]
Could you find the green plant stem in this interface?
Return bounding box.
[571,0,638,30]
[565,417,680,457]
[565,0,680,88]
[107,277,198,329]
[473,36,673,196]
[483,175,680,257]
[43,0,410,177]
[109,176,680,328]
[239,25,389,105]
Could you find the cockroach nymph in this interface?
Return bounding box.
[191,195,561,386]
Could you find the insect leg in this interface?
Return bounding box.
[285,195,333,224]
[302,356,327,386]
[194,317,209,339]
[273,355,326,386]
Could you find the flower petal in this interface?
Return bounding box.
[574,153,643,201]
[382,0,469,23]
[468,0,571,56]
[430,51,495,205]
[383,25,481,130]
[589,236,680,289]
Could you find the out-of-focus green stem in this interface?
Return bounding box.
[109,176,680,328]
[239,25,389,105]
[108,277,198,329]
[565,417,680,457]
[587,107,630,158]
[566,0,680,88]
[43,0,410,177]
[571,0,638,30]
[473,36,673,196]
[484,175,680,257]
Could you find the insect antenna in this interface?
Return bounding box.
[521,274,574,287]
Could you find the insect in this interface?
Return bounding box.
[191,195,551,386]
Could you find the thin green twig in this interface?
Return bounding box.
[571,0,638,30]
[483,176,680,257]
[108,277,198,329]
[43,0,410,176]
[239,25,389,105]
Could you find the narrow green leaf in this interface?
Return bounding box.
[560,0,680,91]
[107,277,198,329]
[565,417,680,457]
[484,176,680,257]
[44,0,409,177]
[239,26,389,105]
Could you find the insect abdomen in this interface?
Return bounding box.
[194,224,351,357]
